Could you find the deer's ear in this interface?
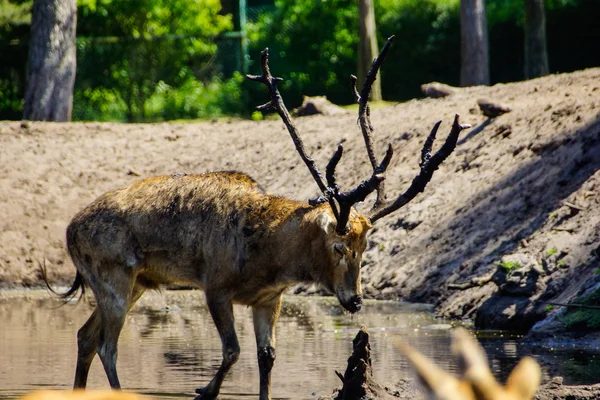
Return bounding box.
[505,357,541,400]
[316,212,335,234]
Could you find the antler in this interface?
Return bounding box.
[368,115,471,222]
[247,49,330,195]
[352,36,395,209]
[248,38,470,232]
[350,35,471,224]
[247,48,390,235]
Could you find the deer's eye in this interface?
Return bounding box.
[352,251,357,258]
[334,246,345,257]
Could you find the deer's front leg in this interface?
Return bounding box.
[195,294,239,400]
[252,295,283,400]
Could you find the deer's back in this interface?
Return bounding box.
[66,171,308,290]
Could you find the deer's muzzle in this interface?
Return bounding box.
[341,295,362,314]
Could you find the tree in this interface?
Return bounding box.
[358,0,381,101]
[76,0,232,122]
[523,0,549,79]
[460,0,489,86]
[24,0,77,121]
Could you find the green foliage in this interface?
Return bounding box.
[0,0,31,27]
[1,0,599,121]
[0,0,31,119]
[247,0,359,107]
[74,73,246,121]
[498,260,521,274]
[376,0,460,99]
[545,304,554,312]
[74,0,233,121]
[72,87,127,121]
[251,110,264,121]
[560,289,600,331]
[247,0,461,105]
[546,247,558,257]
[148,72,246,120]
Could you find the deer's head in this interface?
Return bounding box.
[248,37,470,314]
[315,207,371,313]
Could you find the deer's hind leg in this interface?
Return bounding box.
[74,307,100,389]
[74,265,145,390]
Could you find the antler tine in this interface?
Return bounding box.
[247,48,341,218]
[326,144,344,191]
[369,115,471,223]
[354,36,395,209]
[332,145,392,235]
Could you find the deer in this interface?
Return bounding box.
[48,36,471,400]
[396,328,541,400]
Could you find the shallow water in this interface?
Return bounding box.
[0,290,598,399]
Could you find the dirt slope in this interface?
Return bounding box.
[1,68,599,334]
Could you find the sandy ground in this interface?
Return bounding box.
[1,68,599,338]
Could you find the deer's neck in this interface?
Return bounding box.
[261,203,330,286]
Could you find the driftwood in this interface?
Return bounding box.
[324,328,394,400]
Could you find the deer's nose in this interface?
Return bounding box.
[347,295,362,313]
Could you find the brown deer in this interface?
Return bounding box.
[396,328,541,400]
[50,37,470,400]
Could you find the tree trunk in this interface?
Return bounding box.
[358,0,382,101]
[460,0,489,86]
[524,0,549,79]
[24,0,77,121]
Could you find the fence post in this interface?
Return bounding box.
[239,0,248,74]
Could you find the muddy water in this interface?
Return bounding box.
[0,290,598,399]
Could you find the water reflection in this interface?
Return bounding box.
[0,290,598,399]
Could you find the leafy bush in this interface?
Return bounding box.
[247,0,359,108]
[148,73,246,120]
[73,73,246,121]
[0,0,31,119]
[75,0,233,121]
[376,0,460,100]
[72,87,127,121]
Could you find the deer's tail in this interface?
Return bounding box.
[39,257,86,302]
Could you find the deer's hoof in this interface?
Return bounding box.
[194,386,217,400]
